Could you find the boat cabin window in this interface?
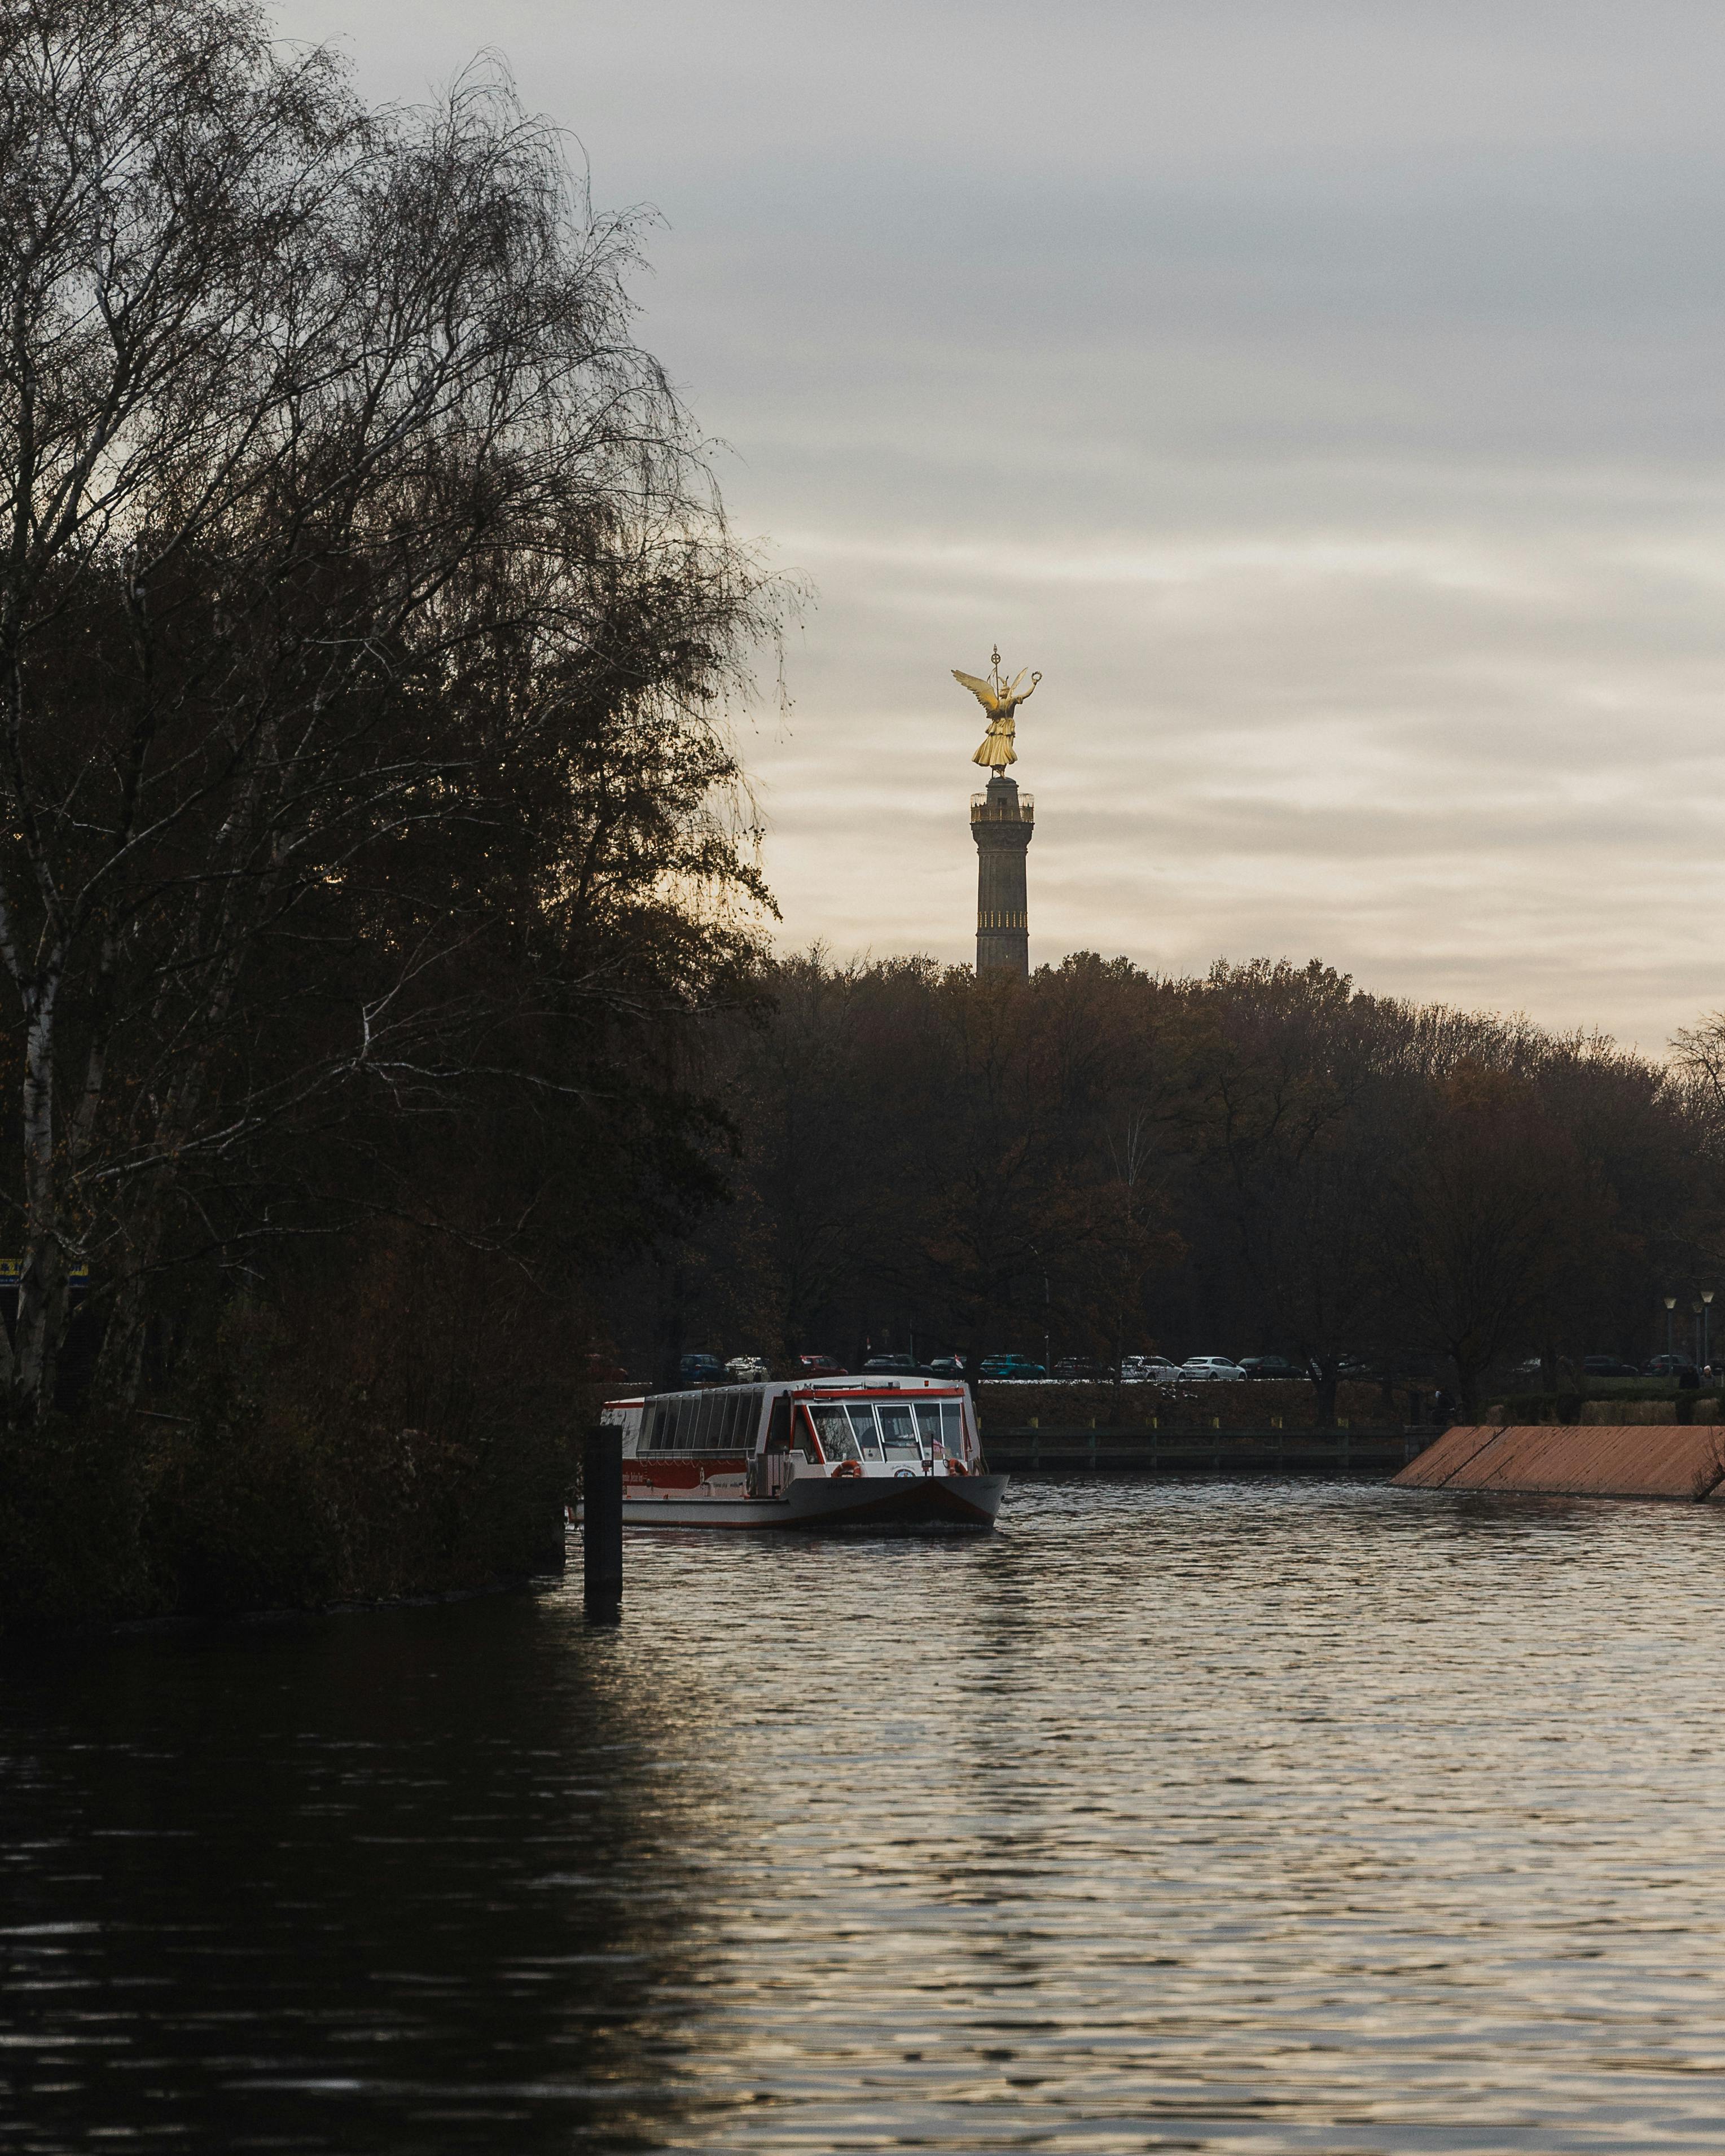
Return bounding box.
[840,1406,882,1457]
[791,1393,965,1462]
[875,1402,920,1457]
[914,1400,965,1458]
[807,1404,860,1461]
[765,1396,791,1452]
[643,1388,758,1454]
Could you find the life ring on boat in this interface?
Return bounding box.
[831,1460,864,1479]
[946,1460,968,1476]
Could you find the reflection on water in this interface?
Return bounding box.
[7,1481,1725,2151]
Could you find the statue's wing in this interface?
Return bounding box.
[951,668,1000,712]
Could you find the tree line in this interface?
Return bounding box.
[625,952,1725,1418]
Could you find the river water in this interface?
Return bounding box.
[6,1480,1725,2153]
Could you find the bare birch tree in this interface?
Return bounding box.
[0,0,774,1420]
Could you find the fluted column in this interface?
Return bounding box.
[971,773,1033,977]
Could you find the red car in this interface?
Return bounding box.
[797,1354,848,1376]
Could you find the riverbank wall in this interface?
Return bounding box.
[973,1377,1403,1431]
[983,1423,1417,1477]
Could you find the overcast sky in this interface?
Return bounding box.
[276,1,1725,1049]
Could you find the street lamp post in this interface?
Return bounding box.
[1704,1289,1715,1372]
[1693,1301,1705,1368]
[1664,1294,1677,1364]
[1028,1242,1051,1377]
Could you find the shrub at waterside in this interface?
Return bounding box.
[1,1232,584,1630]
[0,1409,575,1634]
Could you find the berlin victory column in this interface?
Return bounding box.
[953,649,1041,978]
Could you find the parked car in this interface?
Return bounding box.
[1513,1355,1635,1385]
[1120,1355,1184,1383]
[926,1355,965,1378]
[725,1354,771,1382]
[678,1352,725,1386]
[1052,1356,1111,1382]
[1237,1355,1306,1381]
[1645,1353,1698,1378]
[1181,1355,1247,1382]
[863,1353,928,1376]
[797,1354,847,1376]
[978,1354,1048,1380]
[584,1351,630,1381]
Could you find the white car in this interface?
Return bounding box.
[1181,1355,1248,1382]
[1121,1355,1184,1384]
[725,1354,771,1382]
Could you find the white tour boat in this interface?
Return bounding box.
[600,1373,1007,1529]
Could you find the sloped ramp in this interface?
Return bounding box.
[1396,1424,1508,1488]
[1394,1424,1725,1501]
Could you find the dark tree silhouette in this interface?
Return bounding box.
[0,0,778,1421]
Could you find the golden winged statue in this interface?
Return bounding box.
[953,646,1041,772]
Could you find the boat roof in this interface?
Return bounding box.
[603,1373,967,1411]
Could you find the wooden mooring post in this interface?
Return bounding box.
[583,1424,624,1622]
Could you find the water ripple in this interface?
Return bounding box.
[6,1482,1725,2150]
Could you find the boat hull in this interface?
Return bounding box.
[619,1471,1007,1532]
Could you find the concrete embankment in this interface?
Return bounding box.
[1393,1424,1725,1501]
[975,1378,1409,1431]
[984,1424,1414,1477]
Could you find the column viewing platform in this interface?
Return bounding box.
[970,790,1035,824]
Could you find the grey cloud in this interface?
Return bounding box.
[271,0,1725,1048]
